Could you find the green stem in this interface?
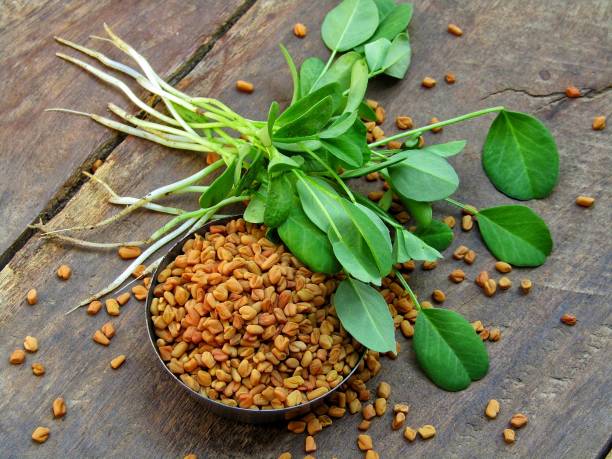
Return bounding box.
[310,49,337,91]
[395,271,422,312]
[444,197,478,215]
[368,106,505,148]
[301,144,356,202]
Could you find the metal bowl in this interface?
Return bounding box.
[145,215,365,424]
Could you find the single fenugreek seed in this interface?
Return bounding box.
[421,301,433,309]
[372,125,385,140]
[365,451,380,459]
[495,261,512,273]
[447,23,463,36]
[418,425,436,439]
[445,72,456,84]
[287,421,306,433]
[101,322,115,339]
[365,171,380,181]
[375,105,386,124]
[480,328,490,341]
[374,398,387,416]
[366,99,379,110]
[184,454,197,459]
[560,313,577,326]
[32,426,50,443]
[118,246,141,260]
[307,418,322,435]
[93,330,110,346]
[489,327,501,342]
[368,191,384,202]
[484,279,497,297]
[278,453,291,459]
[503,428,516,444]
[592,115,606,131]
[377,381,391,399]
[498,277,512,290]
[106,298,120,316]
[117,292,131,306]
[293,22,307,38]
[575,195,595,208]
[305,435,316,453]
[32,362,45,376]
[328,406,346,418]
[400,320,414,338]
[387,140,403,150]
[394,403,410,414]
[432,289,446,303]
[461,215,473,231]
[358,419,371,431]
[422,260,437,270]
[520,279,532,294]
[87,300,102,315]
[396,115,413,130]
[26,288,38,305]
[362,403,376,420]
[472,320,485,333]
[565,86,581,98]
[430,117,442,133]
[24,336,38,352]
[392,412,406,430]
[453,245,469,260]
[485,399,500,419]
[422,77,436,88]
[404,426,417,442]
[464,250,477,265]
[449,269,465,283]
[57,264,71,280]
[111,355,126,369]
[9,349,25,364]
[52,397,67,418]
[510,413,528,429]
[357,434,373,451]
[475,271,489,288]
[443,215,456,228]
[236,80,254,93]
[92,158,104,172]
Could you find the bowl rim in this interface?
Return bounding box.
[144,215,366,419]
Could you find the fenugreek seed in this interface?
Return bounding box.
[93,330,110,346]
[449,269,465,283]
[432,289,446,303]
[443,215,456,228]
[362,403,376,420]
[132,285,148,301]
[111,354,126,369]
[365,451,380,459]
[498,277,512,290]
[307,418,322,435]
[376,381,391,399]
[185,455,198,459]
[374,398,387,416]
[520,279,532,294]
[357,434,373,451]
[26,288,38,305]
[372,125,385,140]
[53,397,67,417]
[447,23,463,36]
[404,426,417,441]
[396,115,413,130]
[503,428,516,444]
[418,425,436,439]
[117,292,131,306]
[592,115,606,131]
[421,301,433,309]
[278,453,291,459]
[368,191,384,202]
[101,322,115,339]
[565,86,581,98]
[430,117,442,133]
[464,250,477,265]
[453,245,469,260]
[305,435,316,453]
[483,279,497,297]
[510,413,528,429]
[472,320,484,333]
[287,421,306,433]
[394,403,410,414]
[32,426,50,443]
[365,172,380,181]
[87,300,102,315]
[32,362,45,376]
[445,72,456,84]
[422,260,437,270]
[392,412,406,430]
[575,195,595,208]
[293,22,307,38]
[475,271,489,288]
[480,328,490,341]
[118,246,141,260]
[375,105,386,124]
[485,399,500,419]
[349,398,362,414]
[24,335,38,352]
[9,349,25,364]
[236,80,254,93]
[105,298,120,316]
[387,140,403,150]
[489,327,501,342]
[57,264,71,280]
[461,215,473,231]
[358,419,371,431]
[422,77,436,88]
[560,313,577,326]
[328,406,346,418]
[307,387,329,400]
[92,158,104,172]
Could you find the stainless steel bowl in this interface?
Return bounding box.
[145,215,365,424]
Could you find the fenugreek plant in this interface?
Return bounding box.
[38,0,558,391]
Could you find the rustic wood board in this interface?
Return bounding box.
[0,0,611,458]
[0,0,250,259]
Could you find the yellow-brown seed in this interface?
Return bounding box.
[479,328,490,341]
[372,125,385,140]
[57,264,72,280]
[565,86,581,98]
[403,426,417,442]
[503,428,516,444]
[453,245,469,260]
[362,403,376,420]
[236,80,254,93]
[375,105,386,124]
[118,246,141,260]
[510,413,528,429]
[422,77,436,89]
[92,158,104,172]
[387,140,403,150]
[357,434,373,451]
[472,320,485,333]
[485,399,501,419]
[443,215,456,228]
[32,362,45,376]
[87,300,102,315]
[449,269,465,283]
[365,172,380,182]
[277,453,291,459]
[358,419,371,431]
[117,292,131,306]
[287,421,306,433]
[445,72,456,84]
[24,336,38,352]
[365,451,380,459]
[52,397,67,418]
[26,288,38,305]
[447,23,463,36]
[489,327,501,342]
[498,276,512,290]
[106,298,120,316]
[461,215,473,231]
[392,412,406,430]
[32,426,50,443]
[430,117,442,133]
[394,403,410,414]
[484,279,497,297]
[368,191,384,202]
[9,349,25,364]
[421,301,433,309]
[293,23,308,38]
[560,313,577,326]
[307,417,322,435]
[432,289,446,303]
[184,454,198,459]
[422,260,437,270]
[464,250,477,265]
[575,195,595,208]
[418,425,436,439]
[495,261,512,273]
[592,115,606,131]
[400,320,414,338]
[328,406,346,418]
[305,435,316,453]
[111,354,126,369]
[101,322,115,339]
[520,279,532,294]
[93,330,110,346]
[374,398,387,416]
[376,381,391,399]
[396,115,413,130]
[475,271,489,288]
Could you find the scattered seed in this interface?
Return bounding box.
[403,426,417,442]
[475,271,489,288]
[592,115,606,131]
[32,426,50,443]
[92,158,104,172]
[443,215,456,228]
[387,140,403,150]
[132,284,148,301]
[400,320,414,338]
[374,398,387,416]
[520,279,532,294]
[206,152,220,165]
[375,105,386,124]
[495,261,512,273]
[184,454,198,459]
[362,403,376,420]
[479,328,490,341]
[472,320,484,333]
[463,250,477,265]
[510,413,528,429]
[307,417,322,435]
[430,117,442,133]
[447,23,463,36]
[116,292,131,305]
[305,435,316,453]
[328,406,346,418]
[396,115,413,130]
[366,99,379,110]
[357,434,373,451]
[449,269,465,283]
[366,451,380,459]
[287,421,306,434]
[485,399,500,419]
[349,398,362,414]
[368,191,384,202]
[560,313,577,326]
[118,246,141,260]
[498,276,512,290]
[93,330,110,346]
[293,23,307,38]
[503,428,516,444]
[392,412,406,430]
[445,72,456,84]
[101,322,115,339]
[461,215,473,231]
[32,362,45,376]
[432,289,446,303]
[111,354,126,369]
[277,453,291,459]
[365,172,380,182]
[9,349,25,364]
[484,279,497,297]
[422,260,437,270]
[453,245,469,260]
[575,195,595,208]
[418,136,426,147]
[422,77,436,88]
[358,419,371,431]
[418,425,436,439]
[489,327,501,342]
[26,288,38,305]
[87,300,102,315]
[394,403,410,414]
[372,125,385,140]
[105,298,120,316]
[24,336,38,352]
[565,86,581,98]
[52,397,66,418]
[57,264,72,280]
[236,80,254,93]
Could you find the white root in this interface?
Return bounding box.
[30,223,148,248]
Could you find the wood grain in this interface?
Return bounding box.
[0,0,249,258]
[0,0,610,458]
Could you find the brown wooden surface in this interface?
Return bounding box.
[1,0,611,458]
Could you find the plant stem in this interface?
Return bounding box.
[310,49,337,91]
[368,106,505,147]
[395,271,422,312]
[444,197,478,215]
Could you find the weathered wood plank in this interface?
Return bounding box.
[0,0,249,258]
[0,0,610,458]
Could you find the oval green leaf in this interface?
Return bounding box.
[368,3,413,42]
[322,0,379,52]
[393,229,441,263]
[482,110,559,200]
[345,58,369,113]
[383,32,411,79]
[263,173,295,228]
[423,140,467,157]
[300,57,325,97]
[476,205,553,266]
[365,38,391,73]
[401,197,432,228]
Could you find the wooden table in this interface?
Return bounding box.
[1,1,610,457]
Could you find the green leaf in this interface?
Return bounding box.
[264,173,296,228]
[278,207,341,274]
[393,229,441,263]
[314,52,363,92]
[358,100,377,121]
[274,96,334,139]
[383,32,411,79]
[345,59,369,113]
[414,308,489,391]
[373,0,395,20]
[423,140,466,157]
[389,150,459,202]
[320,120,367,168]
[322,0,379,52]
[402,198,432,228]
[199,160,237,208]
[295,176,346,233]
[482,110,559,200]
[276,83,341,128]
[476,205,552,266]
[378,188,393,211]
[341,150,411,178]
[319,112,358,139]
[414,219,453,251]
[368,3,413,43]
[268,151,303,174]
[266,101,280,142]
[244,185,266,223]
[279,44,300,104]
[300,57,325,97]
[334,278,395,352]
[365,38,391,73]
